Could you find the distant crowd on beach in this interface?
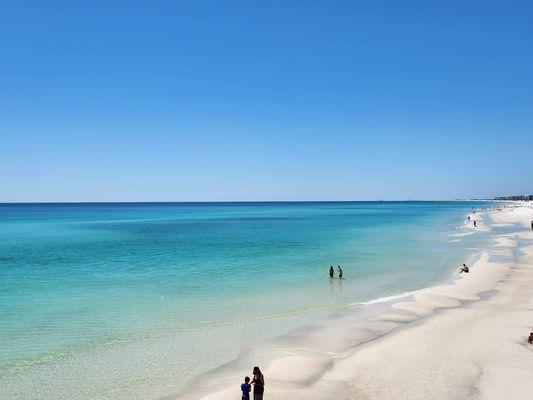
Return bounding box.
[468,204,515,228]
[328,265,344,279]
[469,204,533,230]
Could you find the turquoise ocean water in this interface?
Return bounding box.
[0,202,491,399]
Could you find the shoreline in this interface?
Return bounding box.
[176,204,533,400]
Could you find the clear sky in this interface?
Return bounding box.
[1,1,532,202]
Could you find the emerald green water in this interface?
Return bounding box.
[0,202,490,399]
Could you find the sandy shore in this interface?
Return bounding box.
[179,204,533,400]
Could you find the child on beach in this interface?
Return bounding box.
[241,376,251,400]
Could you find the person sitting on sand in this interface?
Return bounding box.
[251,366,265,400]
[338,265,343,279]
[459,263,469,274]
[328,265,334,278]
[529,332,533,344]
[241,376,251,400]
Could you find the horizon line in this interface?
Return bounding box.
[0,199,500,205]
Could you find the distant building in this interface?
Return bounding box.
[494,195,533,201]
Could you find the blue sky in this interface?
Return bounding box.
[1,1,532,201]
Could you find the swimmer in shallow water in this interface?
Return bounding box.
[459,263,469,274]
[328,265,334,278]
[337,265,343,279]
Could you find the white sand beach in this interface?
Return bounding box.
[182,204,533,400]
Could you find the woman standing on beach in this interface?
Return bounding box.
[251,366,265,400]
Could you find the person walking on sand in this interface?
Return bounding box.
[338,265,343,279]
[251,366,265,400]
[473,220,477,228]
[531,220,533,231]
[328,265,334,278]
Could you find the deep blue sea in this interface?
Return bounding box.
[0,201,491,399]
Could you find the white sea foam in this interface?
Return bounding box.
[360,290,416,305]
[451,231,476,237]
